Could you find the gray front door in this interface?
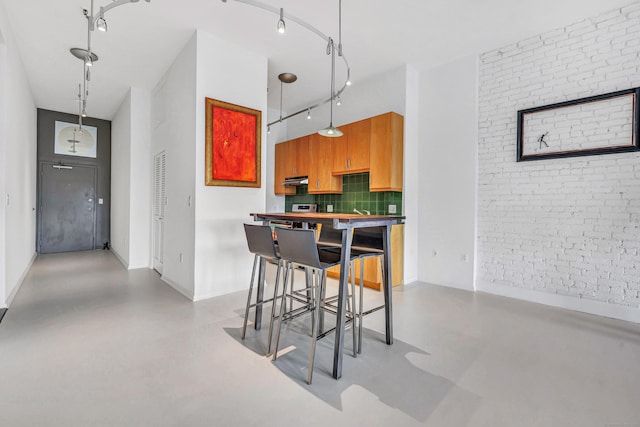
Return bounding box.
[39,162,97,253]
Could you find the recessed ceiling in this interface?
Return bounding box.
[1,0,632,121]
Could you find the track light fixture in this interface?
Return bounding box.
[336,96,341,106]
[277,8,286,34]
[70,0,151,126]
[223,0,351,133]
[96,16,107,32]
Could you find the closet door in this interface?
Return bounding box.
[152,151,166,273]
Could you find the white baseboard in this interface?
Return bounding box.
[7,252,37,307]
[161,275,195,301]
[476,280,640,324]
[111,249,129,269]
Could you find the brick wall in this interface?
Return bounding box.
[477,3,640,308]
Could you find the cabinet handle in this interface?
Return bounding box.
[347,158,351,169]
[316,179,320,189]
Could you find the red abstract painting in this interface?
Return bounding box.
[205,98,261,187]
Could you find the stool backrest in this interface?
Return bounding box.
[275,228,321,269]
[352,226,384,251]
[317,224,343,246]
[244,223,278,259]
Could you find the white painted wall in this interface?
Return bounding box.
[418,55,478,290]
[265,107,286,213]
[476,4,640,322]
[128,88,151,269]
[193,30,268,300]
[0,4,37,307]
[403,65,420,284]
[111,91,132,266]
[111,87,151,270]
[150,33,197,299]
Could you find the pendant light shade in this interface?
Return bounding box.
[318,125,343,137]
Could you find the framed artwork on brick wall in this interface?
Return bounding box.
[516,88,640,161]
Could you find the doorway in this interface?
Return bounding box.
[38,162,97,253]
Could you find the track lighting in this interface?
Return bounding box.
[225,0,350,131]
[336,96,341,106]
[267,126,271,134]
[96,16,107,32]
[277,8,286,34]
[70,0,151,127]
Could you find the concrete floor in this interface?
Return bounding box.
[1,250,639,426]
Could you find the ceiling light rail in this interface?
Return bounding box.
[222,0,351,134]
[70,0,151,128]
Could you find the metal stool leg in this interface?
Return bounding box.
[350,261,357,358]
[272,262,292,361]
[242,255,259,339]
[265,259,283,356]
[307,269,322,384]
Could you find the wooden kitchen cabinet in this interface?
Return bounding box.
[285,136,309,177]
[326,224,404,290]
[332,118,370,175]
[308,134,342,194]
[369,112,403,192]
[274,142,295,195]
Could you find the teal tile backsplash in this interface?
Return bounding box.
[285,173,402,215]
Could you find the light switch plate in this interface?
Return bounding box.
[388,204,396,214]
[327,204,333,213]
[98,198,104,205]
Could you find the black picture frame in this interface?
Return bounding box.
[516,87,640,162]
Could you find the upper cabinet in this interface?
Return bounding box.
[369,112,403,192]
[333,118,370,175]
[308,134,342,194]
[274,142,296,195]
[284,136,309,178]
[274,111,404,195]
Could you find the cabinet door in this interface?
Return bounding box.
[370,112,403,192]
[295,136,309,177]
[274,142,295,195]
[331,132,349,174]
[346,118,370,173]
[309,135,342,194]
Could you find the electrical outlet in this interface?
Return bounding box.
[179,253,183,263]
[327,204,333,213]
[388,204,397,214]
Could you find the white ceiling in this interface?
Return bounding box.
[1,0,632,121]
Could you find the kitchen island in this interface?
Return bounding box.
[250,212,405,379]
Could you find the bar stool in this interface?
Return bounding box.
[242,223,283,356]
[316,224,386,353]
[272,227,357,384]
[350,227,385,354]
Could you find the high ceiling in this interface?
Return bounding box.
[1,0,632,121]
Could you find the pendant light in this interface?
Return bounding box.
[318,38,342,137]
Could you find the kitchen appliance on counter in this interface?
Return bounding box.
[291,204,317,229]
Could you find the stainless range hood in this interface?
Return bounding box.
[283,176,309,186]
